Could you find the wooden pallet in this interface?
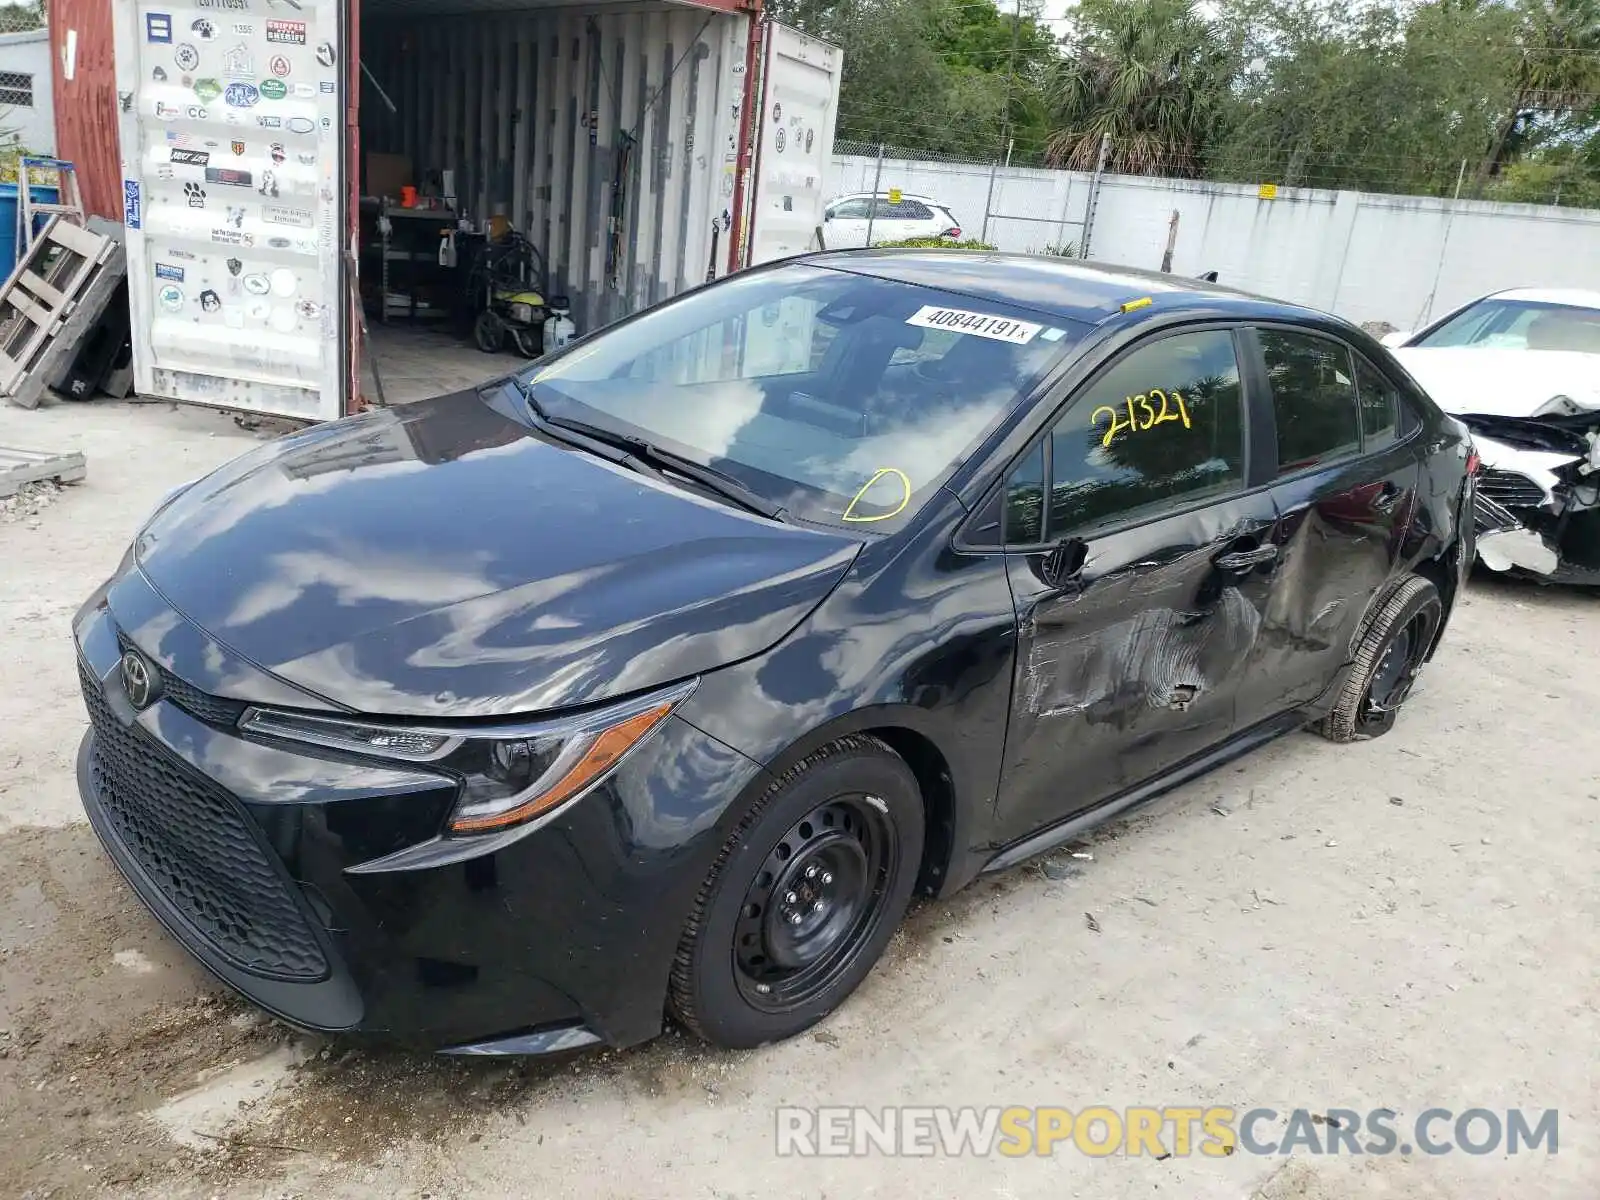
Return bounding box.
[0,216,127,410]
[0,445,87,498]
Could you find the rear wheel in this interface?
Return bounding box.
[509,325,543,359]
[668,736,924,1048]
[1317,575,1442,742]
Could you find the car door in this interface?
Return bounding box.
[823,198,871,249]
[985,326,1282,847]
[1234,327,1423,724]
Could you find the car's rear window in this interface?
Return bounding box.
[522,265,1087,529]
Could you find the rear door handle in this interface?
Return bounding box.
[1371,483,1402,514]
[1214,544,1279,571]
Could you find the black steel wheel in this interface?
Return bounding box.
[472,310,505,354]
[668,736,924,1048]
[1317,574,1442,742]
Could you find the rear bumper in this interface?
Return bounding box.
[73,589,768,1052]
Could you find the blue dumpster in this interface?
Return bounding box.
[0,180,61,281]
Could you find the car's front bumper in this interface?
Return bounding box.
[73,575,768,1052]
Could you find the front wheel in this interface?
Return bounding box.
[668,735,924,1048]
[472,310,505,354]
[1317,575,1442,742]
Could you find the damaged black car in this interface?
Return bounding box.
[73,252,1473,1055]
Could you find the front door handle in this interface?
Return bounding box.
[1214,543,1279,572]
[1371,482,1402,514]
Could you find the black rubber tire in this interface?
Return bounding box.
[1316,575,1442,743]
[667,735,924,1049]
[472,311,505,354]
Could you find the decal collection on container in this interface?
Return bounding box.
[113,0,342,419]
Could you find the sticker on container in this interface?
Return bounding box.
[775,128,786,153]
[246,298,270,321]
[155,263,184,282]
[123,180,142,229]
[269,306,298,333]
[225,257,243,277]
[296,299,321,321]
[259,79,287,100]
[233,22,255,35]
[270,142,285,164]
[225,82,260,107]
[265,236,293,249]
[231,139,245,155]
[152,66,168,83]
[315,41,335,67]
[243,273,270,295]
[155,100,180,120]
[174,43,199,71]
[199,289,222,314]
[262,205,311,227]
[269,54,291,77]
[168,248,197,261]
[193,78,222,103]
[147,13,173,42]
[171,148,208,166]
[222,44,251,78]
[319,81,335,94]
[183,182,206,207]
[225,205,246,229]
[190,18,217,41]
[184,105,208,120]
[904,305,1041,345]
[266,20,306,44]
[293,83,314,97]
[205,166,252,187]
[212,228,252,246]
[269,268,296,297]
[257,170,279,197]
[158,284,184,312]
[285,116,313,134]
[257,115,282,129]
[805,128,814,153]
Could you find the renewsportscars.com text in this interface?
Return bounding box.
[774,1106,1559,1158]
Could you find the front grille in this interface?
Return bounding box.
[1477,469,1547,510]
[116,635,248,728]
[78,661,329,981]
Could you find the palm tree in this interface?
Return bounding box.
[1472,0,1600,194]
[1044,0,1230,176]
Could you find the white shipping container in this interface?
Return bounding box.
[113,1,842,421]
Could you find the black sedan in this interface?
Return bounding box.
[73,252,1474,1054]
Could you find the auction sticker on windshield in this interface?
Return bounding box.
[906,305,1041,344]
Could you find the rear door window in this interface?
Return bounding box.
[1353,357,1400,450]
[1259,329,1361,475]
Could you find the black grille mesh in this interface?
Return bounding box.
[79,661,328,981]
[115,636,248,727]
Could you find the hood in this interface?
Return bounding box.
[1390,346,1600,418]
[135,391,860,717]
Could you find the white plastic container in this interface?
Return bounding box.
[543,300,576,355]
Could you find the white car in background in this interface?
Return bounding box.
[1384,288,1600,583]
[822,192,964,249]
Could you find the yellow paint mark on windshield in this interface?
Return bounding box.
[1091,388,1193,447]
[1119,297,1153,313]
[842,467,913,523]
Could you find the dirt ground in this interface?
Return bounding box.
[1,399,1596,1199]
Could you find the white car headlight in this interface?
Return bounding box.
[240,678,696,835]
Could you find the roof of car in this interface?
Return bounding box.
[798,248,1315,328]
[832,192,945,204]
[1488,287,1600,310]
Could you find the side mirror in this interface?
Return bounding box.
[823,210,833,221]
[1040,537,1089,589]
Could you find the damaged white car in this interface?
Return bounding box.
[1384,288,1600,584]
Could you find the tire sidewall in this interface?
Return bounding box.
[682,748,924,1048]
[1353,579,1442,732]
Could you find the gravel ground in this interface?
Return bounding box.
[1,399,1595,1199]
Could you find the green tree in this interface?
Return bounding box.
[1043,0,1231,175]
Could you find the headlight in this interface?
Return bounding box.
[240,679,695,835]
[509,302,535,324]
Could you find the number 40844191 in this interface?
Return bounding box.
[1091,388,1192,447]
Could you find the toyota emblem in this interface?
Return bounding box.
[120,650,156,709]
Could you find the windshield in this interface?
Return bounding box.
[520,264,1084,529]
[1415,298,1600,355]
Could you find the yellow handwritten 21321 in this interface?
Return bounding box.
[1091,389,1192,448]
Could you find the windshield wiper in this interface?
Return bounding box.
[542,413,786,521]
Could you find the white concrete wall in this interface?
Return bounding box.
[829,153,1600,330]
[0,29,55,155]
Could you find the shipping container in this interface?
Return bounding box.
[107,0,841,421]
